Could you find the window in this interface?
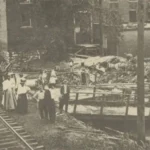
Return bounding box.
[19,0,32,4]
[128,0,137,22]
[21,13,32,28]
[129,11,137,22]
[109,0,119,10]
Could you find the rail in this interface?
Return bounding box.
[0,115,34,150]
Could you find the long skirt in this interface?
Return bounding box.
[17,94,28,114]
[2,88,17,110]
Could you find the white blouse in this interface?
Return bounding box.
[17,84,30,95]
[10,78,16,88]
[49,77,57,84]
[3,80,11,91]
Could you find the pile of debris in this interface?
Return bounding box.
[58,54,150,85]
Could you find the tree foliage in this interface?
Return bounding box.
[18,0,123,60]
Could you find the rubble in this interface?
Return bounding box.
[57,54,150,86]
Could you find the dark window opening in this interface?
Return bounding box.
[129,11,137,22]
[93,24,100,44]
[21,13,32,27]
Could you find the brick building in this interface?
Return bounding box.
[1,0,150,57]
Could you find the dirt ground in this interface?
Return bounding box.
[5,99,148,150]
[6,100,109,150]
[6,60,149,150]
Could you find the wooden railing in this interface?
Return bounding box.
[70,91,150,116]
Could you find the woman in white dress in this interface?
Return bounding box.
[2,75,17,110]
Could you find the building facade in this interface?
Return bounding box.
[1,0,150,56]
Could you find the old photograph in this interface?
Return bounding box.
[0,0,150,150]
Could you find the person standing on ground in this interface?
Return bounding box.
[69,59,74,72]
[49,69,57,87]
[43,86,56,123]
[41,70,48,86]
[80,62,87,85]
[59,80,70,114]
[33,86,46,119]
[9,73,17,106]
[48,84,56,122]
[2,75,17,111]
[16,78,30,114]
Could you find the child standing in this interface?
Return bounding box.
[33,86,46,119]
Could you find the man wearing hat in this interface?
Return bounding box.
[16,78,30,114]
[59,80,70,113]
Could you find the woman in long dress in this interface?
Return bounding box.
[16,78,30,114]
[9,73,17,101]
[2,75,17,111]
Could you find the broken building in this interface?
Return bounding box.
[1,0,150,57]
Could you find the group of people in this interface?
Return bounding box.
[1,69,70,124]
[2,73,30,114]
[33,84,56,123]
[38,69,57,87]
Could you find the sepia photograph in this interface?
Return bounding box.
[0,0,150,149]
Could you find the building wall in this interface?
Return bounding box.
[5,0,150,57]
[6,0,74,52]
[0,0,8,51]
[119,30,150,57]
[103,0,150,23]
[6,0,35,52]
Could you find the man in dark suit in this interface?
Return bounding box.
[43,86,56,123]
[59,80,70,113]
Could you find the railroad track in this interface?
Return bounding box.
[0,110,45,150]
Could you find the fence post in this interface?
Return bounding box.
[100,94,105,115]
[73,93,79,114]
[93,86,96,100]
[124,95,130,131]
[122,89,125,102]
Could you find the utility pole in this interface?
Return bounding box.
[99,0,103,56]
[137,0,145,142]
